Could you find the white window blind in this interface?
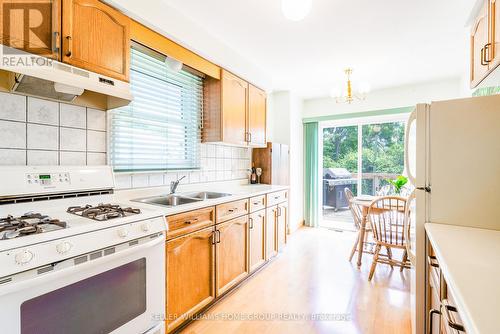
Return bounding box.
[110,44,203,171]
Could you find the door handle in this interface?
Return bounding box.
[480,46,487,66]
[65,36,72,57]
[441,299,465,332]
[484,43,492,63]
[52,31,60,54]
[428,309,441,334]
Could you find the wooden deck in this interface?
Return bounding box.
[321,207,356,231]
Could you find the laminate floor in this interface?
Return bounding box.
[181,227,412,334]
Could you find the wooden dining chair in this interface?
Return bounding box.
[345,188,374,261]
[367,196,412,280]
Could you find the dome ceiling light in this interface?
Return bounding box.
[281,0,312,21]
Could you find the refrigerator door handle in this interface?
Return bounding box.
[405,108,417,186]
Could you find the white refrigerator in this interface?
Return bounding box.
[404,94,500,334]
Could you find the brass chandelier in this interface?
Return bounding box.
[331,68,370,104]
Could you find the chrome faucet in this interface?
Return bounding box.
[170,175,186,194]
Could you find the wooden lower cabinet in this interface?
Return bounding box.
[215,215,249,296]
[276,202,288,251]
[166,226,216,333]
[266,207,278,260]
[248,210,266,272]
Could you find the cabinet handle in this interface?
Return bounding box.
[184,218,198,225]
[249,217,254,229]
[65,36,72,57]
[216,230,221,243]
[441,299,465,332]
[480,46,487,66]
[228,208,238,213]
[211,231,216,245]
[52,31,60,54]
[484,43,492,63]
[277,206,282,217]
[427,255,439,268]
[248,132,252,142]
[428,309,441,334]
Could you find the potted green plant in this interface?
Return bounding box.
[387,175,408,195]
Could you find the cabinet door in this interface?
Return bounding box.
[0,0,61,59]
[222,70,248,145]
[166,226,216,333]
[62,0,130,81]
[471,0,490,87]
[247,84,266,147]
[215,215,248,296]
[248,210,266,272]
[277,202,288,251]
[492,0,500,67]
[265,207,278,259]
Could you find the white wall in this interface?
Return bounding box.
[303,77,465,119]
[268,91,304,232]
[105,0,273,90]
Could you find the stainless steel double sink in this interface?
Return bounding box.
[132,191,232,207]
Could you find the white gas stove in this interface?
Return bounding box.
[0,166,166,334]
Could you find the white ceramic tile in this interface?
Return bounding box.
[177,172,190,184]
[231,159,238,171]
[207,158,216,171]
[60,151,86,165]
[27,97,58,125]
[60,104,86,128]
[87,130,106,152]
[232,147,240,159]
[216,170,224,181]
[223,159,232,170]
[0,92,26,122]
[148,173,164,186]
[200,144,207,158]
[204,171,216,182]
[216,145,224,158]
[223,146,232,158]
[163,172,178,185]
[216,158,224,171]
[87,108,106,131]
[87,152,106,165]
[27,150,58,165]
[224,171,232,180]
[60,127,86,151]
[206,144,216,158]
[132,174,149,188]
[114,174,132,189]
[0,149,26,165]
[0,120,26,149]
[189,171,201,183]
[27,124,58,150]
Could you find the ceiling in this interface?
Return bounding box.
[161,0,475,98]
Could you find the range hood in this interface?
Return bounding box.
[0,46,132,109]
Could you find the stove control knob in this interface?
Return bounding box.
[15,250,34,265]
[56,241,73,254]
[117,227,129,238]
[141,223,150,232]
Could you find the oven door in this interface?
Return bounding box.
[0,233,165,334]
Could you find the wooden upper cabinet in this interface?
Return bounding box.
[0,0,61,59]
[166,226,216,333]
[247,84,267,147]
[215,215,249,296]
[62,0,130,81]
[471,0,490,87]
[221,70,248,145]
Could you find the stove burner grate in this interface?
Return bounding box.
[67,204,141,221]
[0,213,67,239]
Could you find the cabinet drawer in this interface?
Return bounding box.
[216,199,249,223]
[166,207,215,240]
[267,190,288,207]
[249,195,266,213]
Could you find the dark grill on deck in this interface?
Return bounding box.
[323,168,357,211]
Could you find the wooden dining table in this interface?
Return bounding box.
[350,196,379,269]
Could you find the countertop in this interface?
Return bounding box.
[114,181,289,216]
[425,223,500,334]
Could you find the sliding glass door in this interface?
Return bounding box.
[320,115,407,229]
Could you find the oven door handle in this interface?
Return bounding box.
[0,234,165,296]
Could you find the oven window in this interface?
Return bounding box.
[21,258,146,334]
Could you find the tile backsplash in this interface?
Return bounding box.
[0,92,107,166]
[114,144,251,189]
[0,91,250,189]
